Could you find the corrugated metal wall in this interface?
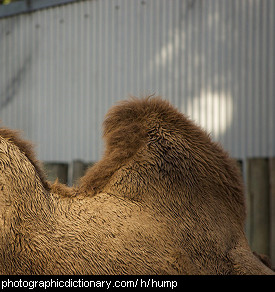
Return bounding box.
[0,0,274,163]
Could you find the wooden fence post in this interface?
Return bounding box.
[247,158,270,256]
[43,162,68,184]
[236,159,243,175]
[70,160,94,186]
[71,160,86,185]
[270,158,275,268]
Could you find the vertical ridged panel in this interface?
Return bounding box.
[0,0,274,162]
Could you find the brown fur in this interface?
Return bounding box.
[0,127,50,191]
[0,97,273,275]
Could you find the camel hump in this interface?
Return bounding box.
[80,96,183,194]
[0,127,50,191]
[103,95,210,149]
[80,96,208,195]
[81,96,245,224]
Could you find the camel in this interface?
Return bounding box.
[0,96,273,275]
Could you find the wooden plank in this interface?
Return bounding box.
[247,158,270,256]
[71,160,86,185]
[70,160,95,186]
[246,159,252,241]
[269,158,275,268]
[236,159,243,177]
[43,162,68,184]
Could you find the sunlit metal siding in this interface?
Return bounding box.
[0,0,274,162]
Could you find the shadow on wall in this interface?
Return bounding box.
[0,53,33,109]
[0,15,34,110]
[147,0,272,158]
